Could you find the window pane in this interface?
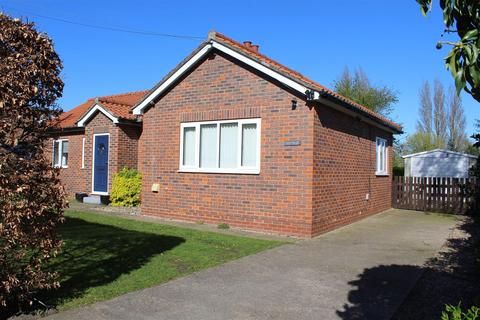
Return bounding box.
[380,145,384,171]
[376,138,386,173]
[53,141,60,166]
[183,127,196,166]
[200,124,217,168]
[61,141,69,167]
[219,123,238,168]
[376,139,381,172]
[382,141,387,171]
[242,123,257,167]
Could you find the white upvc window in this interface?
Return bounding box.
[53,139,69,168]
[375,137,387,175]
[81,137,86,169]
[179,118,261,174]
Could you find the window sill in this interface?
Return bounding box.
[178,168,260,175]
[375,172,389,177]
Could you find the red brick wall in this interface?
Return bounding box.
[83,113,141,194]
[47,131,88,196]
[139,51,394,237]
[117,124,142,170]
[312,105,393,236]
[48,112,141,196]
[139,52,314,236]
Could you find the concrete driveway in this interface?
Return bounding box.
[47,209,458,320]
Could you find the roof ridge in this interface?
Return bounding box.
[98,90,149,100]
[214,32,307,79]
[97,98,132,107]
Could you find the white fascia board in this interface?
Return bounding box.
[211,41,314,97]
[132,44,213,115]
[77,103,119,127]
[132,41,319,115]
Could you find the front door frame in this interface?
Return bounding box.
[92,133,110,195]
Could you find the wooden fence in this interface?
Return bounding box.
[392,176,478,214]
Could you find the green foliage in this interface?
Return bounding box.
[217,223,230,229]
[110,168,142,207]
[333,67,398,116]
[441,304,480,320]
[393,166,405,176]
[393,137,407,169]
[468,126,480,213]
[469,132,480,179]
[466,143,480,156]
[417,0,480,102]
[405,131,446,154]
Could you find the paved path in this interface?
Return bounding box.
[47,209,458,320]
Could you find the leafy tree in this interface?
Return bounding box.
[333,67,398,117]
[406,80,469,154]
[433,80,448,144]
[418,81,433,134]
[405,131,439,153]
[416,0,480,102]
[468,121,480,210]
[447,86,468,151]
[0,14,66,307]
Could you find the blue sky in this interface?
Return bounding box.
[2,0,478,139]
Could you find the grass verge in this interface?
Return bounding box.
[40,210,285,311]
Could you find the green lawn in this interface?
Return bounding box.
[41,210,285,311]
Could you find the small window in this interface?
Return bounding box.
[376,137,387,175]
[179,118,260,174]
[52,139,68,168]
[53,141,60,167]
[81,138,85,169]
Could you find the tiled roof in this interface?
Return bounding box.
[96,91,148,120]
[55,99,94,129]
[54,91,147,129]
[211,32,402,132]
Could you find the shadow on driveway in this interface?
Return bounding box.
[337,216,480,320]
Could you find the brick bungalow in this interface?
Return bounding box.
[48,91,146,196]
[51,31,402,237]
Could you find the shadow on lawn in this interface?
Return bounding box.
[39,217,185,309]
[337,216,480,320]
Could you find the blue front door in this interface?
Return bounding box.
[93,135,109,193]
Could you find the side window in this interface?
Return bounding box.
[61,140,69,167]
[52,139,69,168]
[376,137,387,175]
[53,141,60,167]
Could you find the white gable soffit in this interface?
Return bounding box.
[402,149,477,159]
[132,40,320,115]
[77,103,119,127]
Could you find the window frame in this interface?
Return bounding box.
[375,137,388,176]
[52,139,69,169]
[179,118,261,174]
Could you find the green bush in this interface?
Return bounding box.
[110,168,142,207]
[217,223,230,229]
[441,304,479,320]
[393,166,404,176]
